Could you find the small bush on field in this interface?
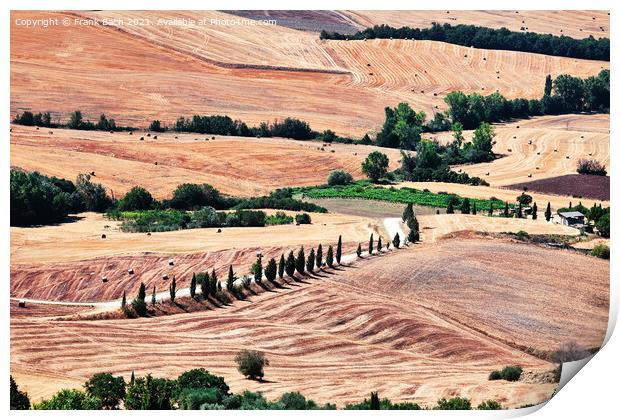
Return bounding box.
[591,244,610,259]
[490,366,522,381]
[577,159,607,176]
[295,213,312,224]
[328,170,353,186]
[488,371,502,380]
[433,397,471,410]
[235,350,269,380]
[265,211,293,226]
[477,400,502,410]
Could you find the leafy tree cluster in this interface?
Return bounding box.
[577,158,607,176]
[13,110,137,131]
[488,365,523,382]
[174,115,315,140]
[320,22,610,61]
[233,188,327,213]
[10,375,30,409]
[10,170,112,226]
[327,170,354,186]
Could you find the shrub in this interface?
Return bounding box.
[84,373,126,409]
[235,350,269,380]
[178,388,219,410]
[591,243,610,259]
[327,170,353,186]
[265,211,293,225]
[499,365,523,382]
[434,396,472,410]
[295,213,312,224]
[118,186,154,211]
[488,370,502,380]
[577,158,607,176]
[34,389,102,410]
[596,213,610,238]
[10,375,30,410]
[124,375,176,410]
[170,183,222,210]
[478,400,502,410]
[552,342,591,364]
[279,391,309,410]
[362,151,389,182]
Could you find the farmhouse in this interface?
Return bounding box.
[557,211,586,227]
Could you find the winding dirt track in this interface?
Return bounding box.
[10,11,608,137]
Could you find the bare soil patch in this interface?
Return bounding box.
[508,174,610,201]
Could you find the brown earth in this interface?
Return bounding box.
[10,237,608,407]
[10,11,608,137]
[508,174,610,201]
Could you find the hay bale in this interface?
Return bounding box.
[129,132,133,135]
[175,136,178,139]
[147,232,151,236]
[147,133,151,137]
[36,127,40,130]
[168,259,174,266]
[128,268,134,275]
[485,172,490,176]
[162,274,169,280]
[102,276,108,283]
[528,174,532,178]
[49,131,54,134]
[140,136,144,141]
[211,136,215,140]
[153,135,157,139]
[101,234,106,239]
[110,130,114,134]
[217,228,222,233]
[18,300,26,308]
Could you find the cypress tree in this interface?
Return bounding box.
[253,255,263,283]
[210,269,218,294]
[447,201,454,214]
[227,265,235,292]
[278,255,285,279]
[569,201,572,209]
[138,283,146,302]
[295,247,305,275]
[461,198,471,214]
[356,243,362,257]
[402,203,413,222]
[377,236,382,251]
[504,202,510,217]
[307,248,315,273]
[544,74,552,97]
[130,371,135,386]
[517,203,523,218]
[326,245,334,268]
[368,233,374,255]
[169,276,176,303]
[265,258,277,282]
[532,202,538,220]
[336,235,342,264]
[545,202,552,222]
[190,273,197,298]
[472,201,477,215]
[201,273,209,299]
[151,285,156,305]
[285,251,296,277]
[488,202,493,216]
[393,233,400,249]
[370,392,380,410]
[316,244,323,269]
[121,291,127,309]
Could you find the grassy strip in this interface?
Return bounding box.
[296,182,508,212]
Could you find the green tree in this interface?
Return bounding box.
[460,198,471,214]
[488,202,493,216]
[368,233,374,255]
[121,291,127,309]
[252,255,263,283]
[362,151,389,182]
[504,202,510,217]
[10,375,30,410]
[84,373,126,410]
[210,270,218,295]
[132,283,147,316]
[316,244,323,269]
[478,400,502,410]
[169,276,176,303]
[356,243,362,257]
[265,258,277,282]
[68,110,84,129]
[446,201,454,214]
[235,350,269,380]
[377,236,382,251]
[596,213,610,238]
[170,183,221,210]
[393,233,400,249]
[370,392,380,410]
[118,186,154,211]
[200,272,209,299]
[336,235,342,264]
[34,389,102,410]
[326,245,334,268]
[151,285,156,306]
[327,170,353,186]
[227,266,236,292]
[285,251,296,277]
[149,120,163,132]
[434,396,471,410]
[175,368,229,401]
[306,248,315,273]
[402,203,414,222]
[544,74,553,97]
[517,203,523,218]
[190,273,197,298]
[532,202,538,220]
[295,247,306,275]
[278,255,285,279]
[75,173,113,212]
[471,122,495,160]
[472,201,477,215]
[124,374,175,410]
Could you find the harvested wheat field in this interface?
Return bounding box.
[10,11,608,136]
[343,10,610,40]
[10,124,401,198]
[426,114,610,187]
[10,236,607,407]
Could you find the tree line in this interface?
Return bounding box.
[12,110,137,131]
[320,22,610,61]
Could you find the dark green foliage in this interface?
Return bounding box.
[210,270,218,296]
[446,201,454,214]
[321,22,609,61]
[356,243,362,257]
[517,193,533,206]
[328,170,353,186]
[460,198,471,214]
[295,247,306,275]
[377,236,382,251]
[169,183,223,210]
[591,244,610,260]
[190,273,197,298]
[151,286,156,305]
[406,213,420,243]
[306,249,315,273]
[177,388,219,410]
[532,202,538,220]
[124,374,176,410]
[10,375,30,410]
[478,400,502,410]
[517,203,523,218]
[75,173,113,212]
[279,392,311,410]
[84,373,126,409]
[149,120,164,132]
[95,114,117,131]
[545,202,552,221]
[596,213,610,238]
[265,257,277,282]
[368,234,374,254]
[504,202,510,217]
[252,255,263,283]
[278,255,285,279]
[285,251,296,277]
[588,203,606,223]
[198,272,209,299]
[265,211,293,226]
[118,187,154,211]
[490,366,523,382]
[344,394,421,410]
[295,213,312,224]
[375,103,425,150]
[326,245,334,268]
[488,371,502,380]
[235,350,269,380]
[393,233,400,249]
[121,291,126,309]
[362,151,389,182]
[234,188,327,213]
[472,201,477,215]
[402,203,414,222]
[577,158,607,176]
[336,235,342,264]
[34,389,102,410]
[488,202,493,216]
[169,276,176,303]
[434,396,472,410]
[132,283,147,317]
[316,244,323,269]
[226,266,236,292]
[175,368,229,400]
